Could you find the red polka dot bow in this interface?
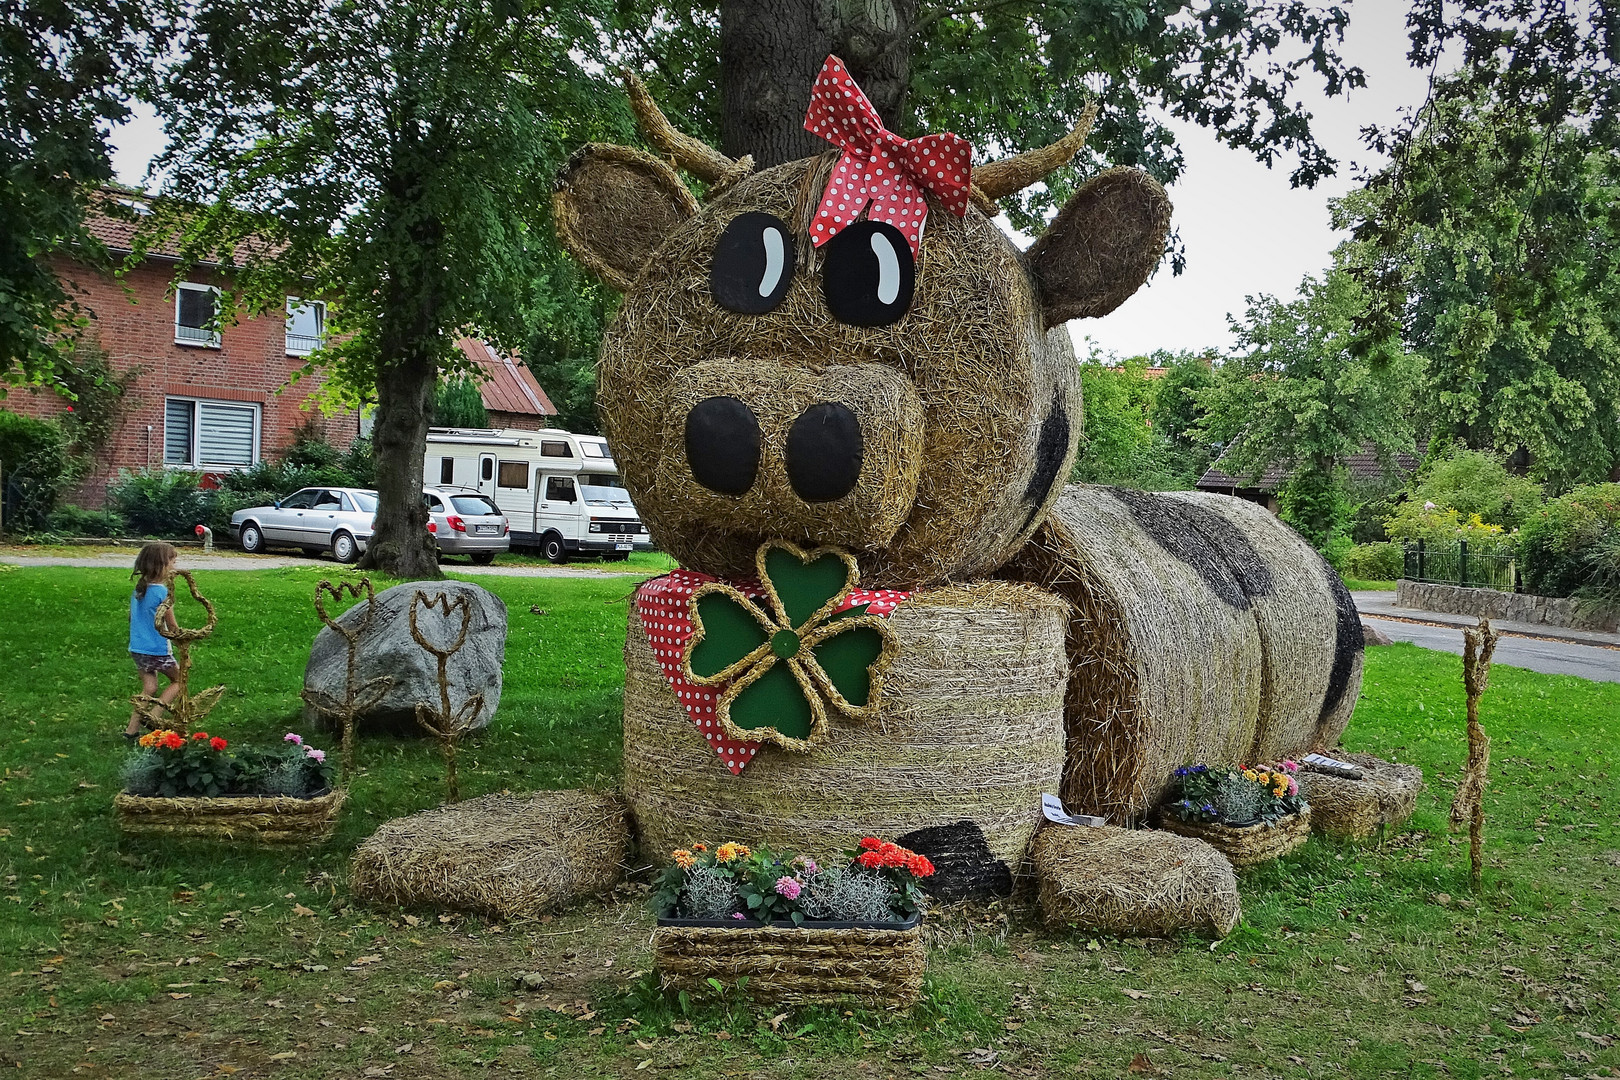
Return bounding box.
[803,54,972,256]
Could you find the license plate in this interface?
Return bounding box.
[473,525,498,535]
[615,543,633,551]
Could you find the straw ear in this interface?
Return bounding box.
[1026,167,1172,328]
[554,143,701,292]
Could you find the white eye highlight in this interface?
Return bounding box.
[759,226,785,298]
[871,231,901,305]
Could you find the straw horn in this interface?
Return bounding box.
[624,71,753,186]
[973,101,1099,203]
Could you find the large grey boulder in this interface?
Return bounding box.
[303,580,506,733]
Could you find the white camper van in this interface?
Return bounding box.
[423,427,653,562]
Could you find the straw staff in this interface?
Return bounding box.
[1450,617,1500,890]
[299,578,393,780]
[132,570,223,733]
[408,590,485,803]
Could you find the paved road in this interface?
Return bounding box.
[0,551,645,578]
[1362,615,1620,682]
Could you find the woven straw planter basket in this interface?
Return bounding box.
[1155,806,1312,869]
[651,915,925,1007]
[113,788,346,845]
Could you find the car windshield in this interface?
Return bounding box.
[350,491,377,512]
[580,485,632,506]
[449,494,500,516]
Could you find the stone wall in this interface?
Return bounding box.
[1395,580,1619,632]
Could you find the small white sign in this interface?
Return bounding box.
[1042,793,1106,828]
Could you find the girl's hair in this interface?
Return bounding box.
[132,542,178,599]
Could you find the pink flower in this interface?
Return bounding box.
[731,913,746,921]
[284,733,303,745]
[305,747,326,763]
[775,876,802,900]
[801,858,819,876]
[1280,759,1299,774]
[1287,778,1298,796]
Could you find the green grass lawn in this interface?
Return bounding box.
[2,565,1617,1079]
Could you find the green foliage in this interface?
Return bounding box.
[1146,350,1217,451]
[51,341,134,452]
[1384,506,1517,559]
[1343,542,1404,583]
[1197,268,1417,551]
[106,468,211,537]
[45,504,127,538]
[1409,447,1544,530]
[1072,353,1202,491]
[1517,483,1620,598]
[432,377,489,429]
[0,409,87,531]
[232,742,336,798]
[0,1,167,385]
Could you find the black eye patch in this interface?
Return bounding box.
[710,212,795,314]
[821,220,914,327]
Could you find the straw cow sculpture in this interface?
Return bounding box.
[551,58,1363,900]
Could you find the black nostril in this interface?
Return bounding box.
[685,396,761,495]
[786,402,863,503]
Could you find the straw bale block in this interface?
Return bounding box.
[652,922,925,1007]
[623,581,1067,897]
[1032,825,1241,938]
[349,790,627,920]
[1004,485,1366,822]
[1297,753,1423,840]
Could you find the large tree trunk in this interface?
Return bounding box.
[719,0,916,167]
[360,341,441,580]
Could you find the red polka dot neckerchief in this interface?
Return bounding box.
[802,54,972,257]
[634,569,912,774]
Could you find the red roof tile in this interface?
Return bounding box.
[456,338,556,420]
[1197,442,1421,492]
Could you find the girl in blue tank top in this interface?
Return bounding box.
[126,543,181,739]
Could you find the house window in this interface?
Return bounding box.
[497,460,529,488]
[439,457,454,485]
[540,439,573,458]
[164,398,258,468]
[285,298,326,356]
[175,283,221,347]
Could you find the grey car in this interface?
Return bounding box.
[423,486,509,564]
[231,486,376,563]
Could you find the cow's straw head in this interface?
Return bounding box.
[556,72,1170,587]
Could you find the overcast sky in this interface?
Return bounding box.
[108,0,1432,361]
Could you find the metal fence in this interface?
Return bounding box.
[1403,540,1521,593]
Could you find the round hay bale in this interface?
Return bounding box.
[1154,808,1312,868]
[622,581,1068,898]
[597,153,1080,588]
[1297,753,1423,840]
[1160,491,1364,756]
[1031,825,1240,938]
[348,790,627,920]
[1002,486,1265,822]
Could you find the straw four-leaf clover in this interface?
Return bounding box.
[682,540,897,751]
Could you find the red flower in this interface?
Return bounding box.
[859,837,883,850]
[160,731,184,750]
[192,731,208,740]
[906,855,935,878]
[857,851,884,869]
[209,736,227,751]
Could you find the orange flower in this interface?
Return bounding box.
[691,843,707,853]
[906,854,935,878]
[715,842,751,863]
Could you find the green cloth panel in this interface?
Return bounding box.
[730,660,814,738]
[810,624,885,707]
[764,546,849,628]
[689,592,767,678]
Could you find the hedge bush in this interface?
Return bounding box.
[46,505,128,538]
[1518,483,1620,598]
[107,468,214,537]
[0,410,86,531]
[1343,542,1404,583]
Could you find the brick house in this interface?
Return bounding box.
[455,338,557,430]
[5,193,361,506]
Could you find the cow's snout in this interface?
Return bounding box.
[656,360,924,555]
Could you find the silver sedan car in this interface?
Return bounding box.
[423,486,509,564]
[231,486,376,563]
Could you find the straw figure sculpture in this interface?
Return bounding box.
[1451,617,1500,888]
[1003,485,1366,823]
[131,569,224,733]
[409,590,485,803]
[349,790,628,919]
[299,578,393,780]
